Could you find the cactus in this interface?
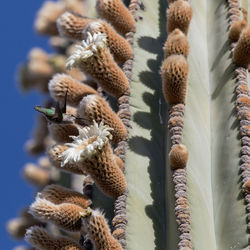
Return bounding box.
[7,0,250,249]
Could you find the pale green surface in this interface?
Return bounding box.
[126,0,249,249]
[185,0,249,249]
[125,0,177,250]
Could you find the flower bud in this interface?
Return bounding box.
[163,28,189,58]
[39,184,91,208]
[83,20,133,64]
[66,32,129,98]
[161,55,189,105]
[167,0,193,35]
[49,73,97,107]
[30,198,87,232]
[25,226,84,249]
[96,0,135,34]
[233,27,250,68]
[78,94,127,143]
[82,209,123,250]
[169,144,189,170]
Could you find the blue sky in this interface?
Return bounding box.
[0,1,53,248]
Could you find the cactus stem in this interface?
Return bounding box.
[227,0,250,233]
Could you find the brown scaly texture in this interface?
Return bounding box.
[39,184,91,208]
[229,8,248,42]
[83,20,133,64]
[77,46,130,98]
[168,104,192,249]
[167,0,193,35]
[161,55,189,105]
[233,26,250,68]
[80,143,127,198]
[96,0,136,35]
[169,144,189,170]
[78,94,128,143]
[227,0,250,233]
[163,1,193,247]
[23,163,50,187]
[35,1,65,36]
[25,226,84,250]
[83,210,122,250]
[48,122,80,143]
[30,198,86,232]
[57,11,92,40]
[48,144,84,175]
[163,28,189,58]
[49,73,97,107]
[111,1,144,248]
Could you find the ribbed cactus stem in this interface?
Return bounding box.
[168,104,192,249]
[227,0,250,232]
[164,1,193,248]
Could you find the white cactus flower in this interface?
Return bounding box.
[66,32,107,69]
[60,121,113,166]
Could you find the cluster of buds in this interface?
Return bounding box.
[9,0,136,248]
[161,1,192,248]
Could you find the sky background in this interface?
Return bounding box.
[0,1,53,248]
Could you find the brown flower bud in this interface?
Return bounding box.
[60,122,127,198]
[49,74,97,107]
[163,28,189,58]
[48,123,80,143]
[229,8,248,42]
[35,1,65,36]
[167,0,193,35]
[66,33,130,98]
[82,143,127,198]
[78,94,127,143]
[169,144,189,170]
[30,198,87,232]
[233,26,250,68]
[23,163,50,187]
[25,226,84,249]
[57,11,92,40]
[83,20,133,64]
[39,184,91,208]
[161,55,189,105]
[96,0,135,35]
[83,209,122,250]
[48,144,84,175]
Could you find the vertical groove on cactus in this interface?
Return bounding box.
[183,0,249,249]
[125,0,175,249]
[227,0,250,234]
[111,1,143,248]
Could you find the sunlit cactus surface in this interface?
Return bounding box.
[7,0,250,249]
